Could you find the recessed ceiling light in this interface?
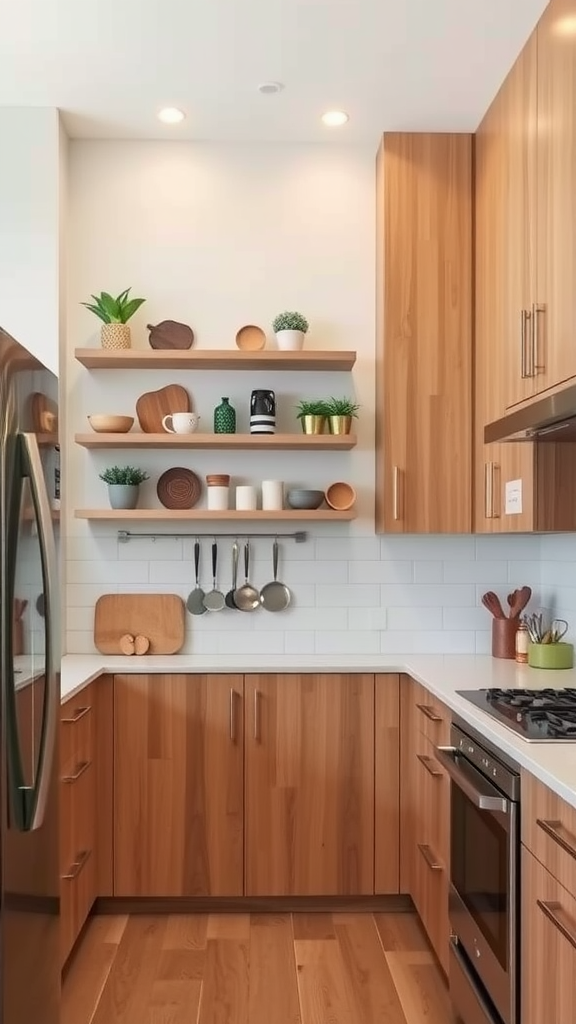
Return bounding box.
[258,82,285,95]
[321,110,349,128]
[157,107,186,125]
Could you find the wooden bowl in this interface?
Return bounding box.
[235,325,266,351]
[88,415,134,433]
[325,481,356,511]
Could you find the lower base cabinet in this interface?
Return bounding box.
[113,674,244,897]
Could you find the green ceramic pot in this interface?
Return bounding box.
[214,397,236,434]
[528,642,574,670]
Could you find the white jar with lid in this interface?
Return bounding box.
[206,474,230,511]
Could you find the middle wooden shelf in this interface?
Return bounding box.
[75,432,357,451]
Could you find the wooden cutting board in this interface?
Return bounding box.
[94,594,185,654]
[136,384,190,433]
[147,320,194,350]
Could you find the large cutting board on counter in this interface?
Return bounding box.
[94,594,185,654]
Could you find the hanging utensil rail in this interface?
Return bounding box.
[117,529,307,544]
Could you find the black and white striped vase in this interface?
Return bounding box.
[250,389,276,434]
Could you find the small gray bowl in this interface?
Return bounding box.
[287,488,325,510]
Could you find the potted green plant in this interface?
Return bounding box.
[81,288,146,350]
[326,397,360,435]
[99,465,149,509]
[272,311,309,351]
[296,399,330,435]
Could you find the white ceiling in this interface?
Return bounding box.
[0,0,548,142]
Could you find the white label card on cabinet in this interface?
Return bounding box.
[505,479,522,516]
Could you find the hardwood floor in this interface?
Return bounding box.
[62,912,456,1024]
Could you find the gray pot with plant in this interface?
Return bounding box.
[296,399,329,435]
[326,397,360,435]
[81,288,146,350]
[272,311,309,351]
[99,465,149,509]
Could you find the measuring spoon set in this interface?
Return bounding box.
[186,538,291,615]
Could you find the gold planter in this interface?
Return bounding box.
[328,415,352,435]
[101,323,131,350]
[300,415,326,435]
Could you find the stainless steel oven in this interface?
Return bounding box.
[436,721,520,1024]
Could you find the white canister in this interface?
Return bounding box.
[236,485,258,511]
[261,479,283,510]
[207,486,229,511]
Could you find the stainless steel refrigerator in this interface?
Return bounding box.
[0,327,60,1023]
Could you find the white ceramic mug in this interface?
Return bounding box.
[162,412,200,434]
[262,480,284,510]
[236,485,258,511]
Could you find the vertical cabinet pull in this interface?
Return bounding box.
[417,844,443,871]
[520,309,528,378]
[393,466,401,521]
[61,849,91,882]
[229,689,237,744]
[253,690,261,743]
[484,462,493,519]
[532,303,545,374]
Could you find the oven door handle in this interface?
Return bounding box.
[436,746,509,813]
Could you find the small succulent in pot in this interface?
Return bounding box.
[81,288,146,350]
[296,399,330,435]
[326,396,360,435]
[99,465,149,510]
[272,311,309,351]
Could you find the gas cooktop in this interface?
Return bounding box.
[456,687,576,741]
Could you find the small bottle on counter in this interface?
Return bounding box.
[515,622,529,664]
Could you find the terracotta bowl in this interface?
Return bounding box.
[325,481,356,511]
[88,414,134,433]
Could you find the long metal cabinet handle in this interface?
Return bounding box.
[393,466,400,521]
[20,433,59,831]
[491,463,499,518]
[435,746,509,813]
[484,462,493,520]
[416,703,443,723]
[253,689,261,742]
[62,760,91,784]
[520,309,527,378]
[532,303,545,373]
[417,753,443,778]
[61,705,91,725]
[229,689,237,744]
[537,818,576,861]
[61,849,91,882]
[417,844,443,871]
[537,900,576,952]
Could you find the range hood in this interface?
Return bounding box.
[485,383,576,443]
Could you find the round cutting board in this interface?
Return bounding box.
[157,467,202,509]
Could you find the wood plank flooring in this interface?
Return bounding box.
[62,912,456,1024]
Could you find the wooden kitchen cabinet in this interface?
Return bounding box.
[113,674,244,897]
[374,674,400,894]
[400,675,451,973]
[375,132,472,534]
[244,673,375,896]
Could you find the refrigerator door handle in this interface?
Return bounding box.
[15,433,58,830]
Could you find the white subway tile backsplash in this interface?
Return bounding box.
[348,560,413,585]
[413,561,444,584]
[387,607,443,631]
[284,632,316,655]
[315,631,380,655]
[316,537,381,562]
[316,584,380,608]
[119,537,184,561]
[443,561,509,585]
[67,560,149,585]
[348,607,388,631]
[381,536,476,561]
[380,584,476,607]
[442,606,488,630]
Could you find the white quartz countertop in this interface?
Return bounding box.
[61,653,576,811]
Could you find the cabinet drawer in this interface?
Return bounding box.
[522,771,576,897]
[60,843,96,966]
[60,689,94,773]
[522,846,576,1024]
[411,680,451,745]
[414,735,450,870]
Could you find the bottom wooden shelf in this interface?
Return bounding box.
[74,508,357,521]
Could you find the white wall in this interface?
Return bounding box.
[0,108,65,375]
[65,140,542,655]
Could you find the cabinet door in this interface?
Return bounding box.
[376,133,472,534]
[536,0,576,395]
[114,674,244,897]
[245,673,374,896]
[503,33,538,409]
[475,81,536,532]
[522,845,576,1024]
[374,674,400,894]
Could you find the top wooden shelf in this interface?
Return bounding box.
[74,348,357,371]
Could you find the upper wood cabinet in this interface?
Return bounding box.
[113,673,244,897]
[497,0,576,408]
[376,133,472,534]
[244,673,375,896]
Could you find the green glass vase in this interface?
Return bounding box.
[214,397,236,434]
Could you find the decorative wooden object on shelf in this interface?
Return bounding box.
[75,348,356,371]
[135,384,190,432]
[156,467,202,509]
[74,432,357,451]
[147,320,194,350]
[74,508,357,521]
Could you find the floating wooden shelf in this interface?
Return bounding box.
[75,432,357,451]
[37,433,59,447]
[74,508,356,522]
[74,348,356,371]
